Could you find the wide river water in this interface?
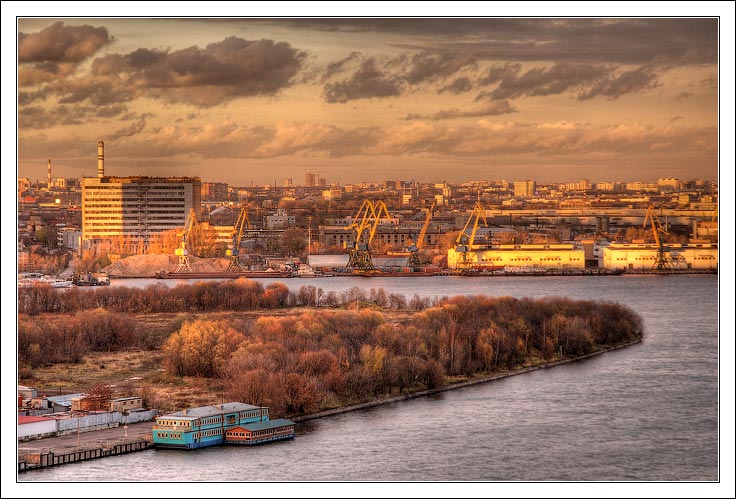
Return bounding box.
[20,274,722,484]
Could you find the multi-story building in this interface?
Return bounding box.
[265,209,296,229]
[322,188,343,201]
[81,175,201,250]
[657,178,681,191]
[201,182,229,201]
[565,179,592,191]
[305,171,318,187]
[513,180,536,198]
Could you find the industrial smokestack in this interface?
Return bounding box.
[97,141,105,178]
[47,159,51,187]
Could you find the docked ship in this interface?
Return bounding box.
[151,402,295,449]
[18,272,74,288]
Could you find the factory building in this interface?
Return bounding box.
[599,243,718,271]
[447,243,586,271]
[81,141,201,250]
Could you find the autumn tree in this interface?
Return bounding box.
[162,319,246,377]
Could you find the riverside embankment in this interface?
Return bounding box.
[18,338,641,473]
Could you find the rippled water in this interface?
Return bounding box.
[21,274,720,482]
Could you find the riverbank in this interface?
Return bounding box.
[18,338,641,473]
[290,338,643,422]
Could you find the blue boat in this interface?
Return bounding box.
[152,402,293,449]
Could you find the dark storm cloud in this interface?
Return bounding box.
[18,22,110,87]
[18,21,111,63]
[478,63,522,85]
[403,52,476,84]
[676,91,693,100]
[55,78,137,106]
[321,51,475,102]
[487,62,613,100]
[18,61,78,87]
[21,35,307,108]
[439,77,473,94]
[323,58,403,103]
[471,62,660,101]
[109,118,147,140]
[321,51,362,82]
[332,18,717,66]
[577,68,661,100]
[405,100,517,120]
[19,103,132,129]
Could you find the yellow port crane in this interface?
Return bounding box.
[643,204,673,271]
[226,207,251,272]
[344,200,392,271]
[174,208,198,273]
[454,200,489,269]
[407,202,434,269]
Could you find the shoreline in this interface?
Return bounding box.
[18,338,641,473]
[290,338,644,423]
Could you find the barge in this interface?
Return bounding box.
[151,402,294,449]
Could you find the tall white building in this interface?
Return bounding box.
[82,175,201,250]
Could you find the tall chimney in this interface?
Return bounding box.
[47,159,52,187]
[97,141,105,178]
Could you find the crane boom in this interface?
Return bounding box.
[174,208,198,273]
[643,204,672,271]
[344,200,392,271]
[367,200,391,246]
[407,203,434,269]
[226,207,251,272]
[454,200,488,269]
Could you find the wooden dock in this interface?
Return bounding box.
[18,435,152,473]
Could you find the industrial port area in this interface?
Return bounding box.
[17,141,718,281]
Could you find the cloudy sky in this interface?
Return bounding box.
[11,12,724,186]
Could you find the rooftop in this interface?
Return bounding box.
[161,402,262,420]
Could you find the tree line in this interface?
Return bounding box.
[18,289,643,418]
[167,296,642,416]
[17,280,431,315]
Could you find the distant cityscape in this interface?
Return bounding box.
[17,141,718,276]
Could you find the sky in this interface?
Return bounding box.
[7,5,730,187]
[3,5,735,497]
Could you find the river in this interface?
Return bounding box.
[19,274,722,485]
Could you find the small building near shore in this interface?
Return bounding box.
[18,416,57,440]
[29,393,82,413]
[108,396,143,413]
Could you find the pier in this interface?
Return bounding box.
[19,436,152,472]
[17,421,154,473]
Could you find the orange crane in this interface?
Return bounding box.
[344,200,392,271]
[226,207,251,272]
[643,204,673,271]
[454,200,488,269]
[174,208,198,273]
[407,202,434,269]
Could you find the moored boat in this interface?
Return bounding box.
[151,402,294,449]
[18,273,74,288]
[224,419,296,445]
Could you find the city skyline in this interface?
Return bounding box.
[13,14,721,186]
